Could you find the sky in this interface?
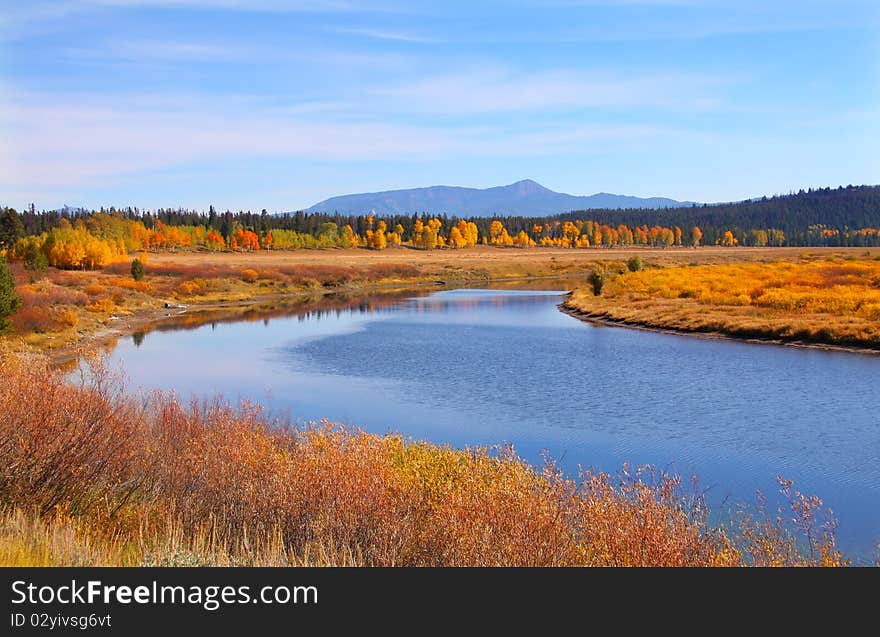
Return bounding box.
[1,0,878,212]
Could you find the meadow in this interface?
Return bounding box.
[565,254,880,350]
[0,347,845,567]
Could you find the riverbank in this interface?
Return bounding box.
[4,245,874,363]
[6,244,599,361]
[563,256,880,353]
[559,302,880,355]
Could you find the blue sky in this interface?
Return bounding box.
[1,0,878,211]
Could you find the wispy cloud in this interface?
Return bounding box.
[377,66,731,114]
[65,39,246,63]
[60,36,411,71]
[0,89,682,194]
[333,26,436,43]
[400,1,879,45]
[2,0,876,208]
[89,0,393,13]
[0,0,406,41]
[0,1,93,41]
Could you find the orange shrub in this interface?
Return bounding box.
[12,307,57,333]
[11,289,84,333]
[240,268,259,283]
[17,285,88,308]
[108,278,152,293]
[175,280,203,296]
[85,298,115,313]
[367,263,420,279]
[0,352,141,515]
[56,308,79,329]
[255,269,286,282]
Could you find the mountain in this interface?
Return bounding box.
[303,179,695,216]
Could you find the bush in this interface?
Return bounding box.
[12,306,55,333]
[627,256,644,272]
[19,285,88,308]
[131,258,144,282]
[0,256,20,333]
[240,268,259,283]
[175,280,203,296]
[85,298,115,313]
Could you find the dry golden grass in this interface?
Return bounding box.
[0,507,133,567]
[566,255,880,349]
[0,347,846,567]
[140,244,870,271]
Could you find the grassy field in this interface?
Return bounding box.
[140,244,834,270]
[565,252,880,351]
[0,348,845,566]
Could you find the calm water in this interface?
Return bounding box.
[106,288,880,561]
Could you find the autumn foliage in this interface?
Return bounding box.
[0,207,809,264]
[566,257,880,348]
[23,226,128,270]
[0,348,845,566]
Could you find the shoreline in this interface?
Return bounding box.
[46,272,586,366]
[558,298,880,356]
[46,281,429,366]
[38,262,880,363]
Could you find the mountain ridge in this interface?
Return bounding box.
[302,179,695,216]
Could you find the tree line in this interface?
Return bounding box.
[1,185,878,263]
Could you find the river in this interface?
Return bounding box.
[105,286,880,562]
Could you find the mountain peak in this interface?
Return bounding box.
[506,179,550,196]
[303,181,694,215]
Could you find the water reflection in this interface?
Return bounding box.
[125,277,584,348]
[128,287,438,348]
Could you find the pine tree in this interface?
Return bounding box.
[0,208,25,250]
[0,256,21,333]
[131,258,144,281]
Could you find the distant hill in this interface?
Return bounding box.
[303,179,694,216]
[562,184,880,245]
